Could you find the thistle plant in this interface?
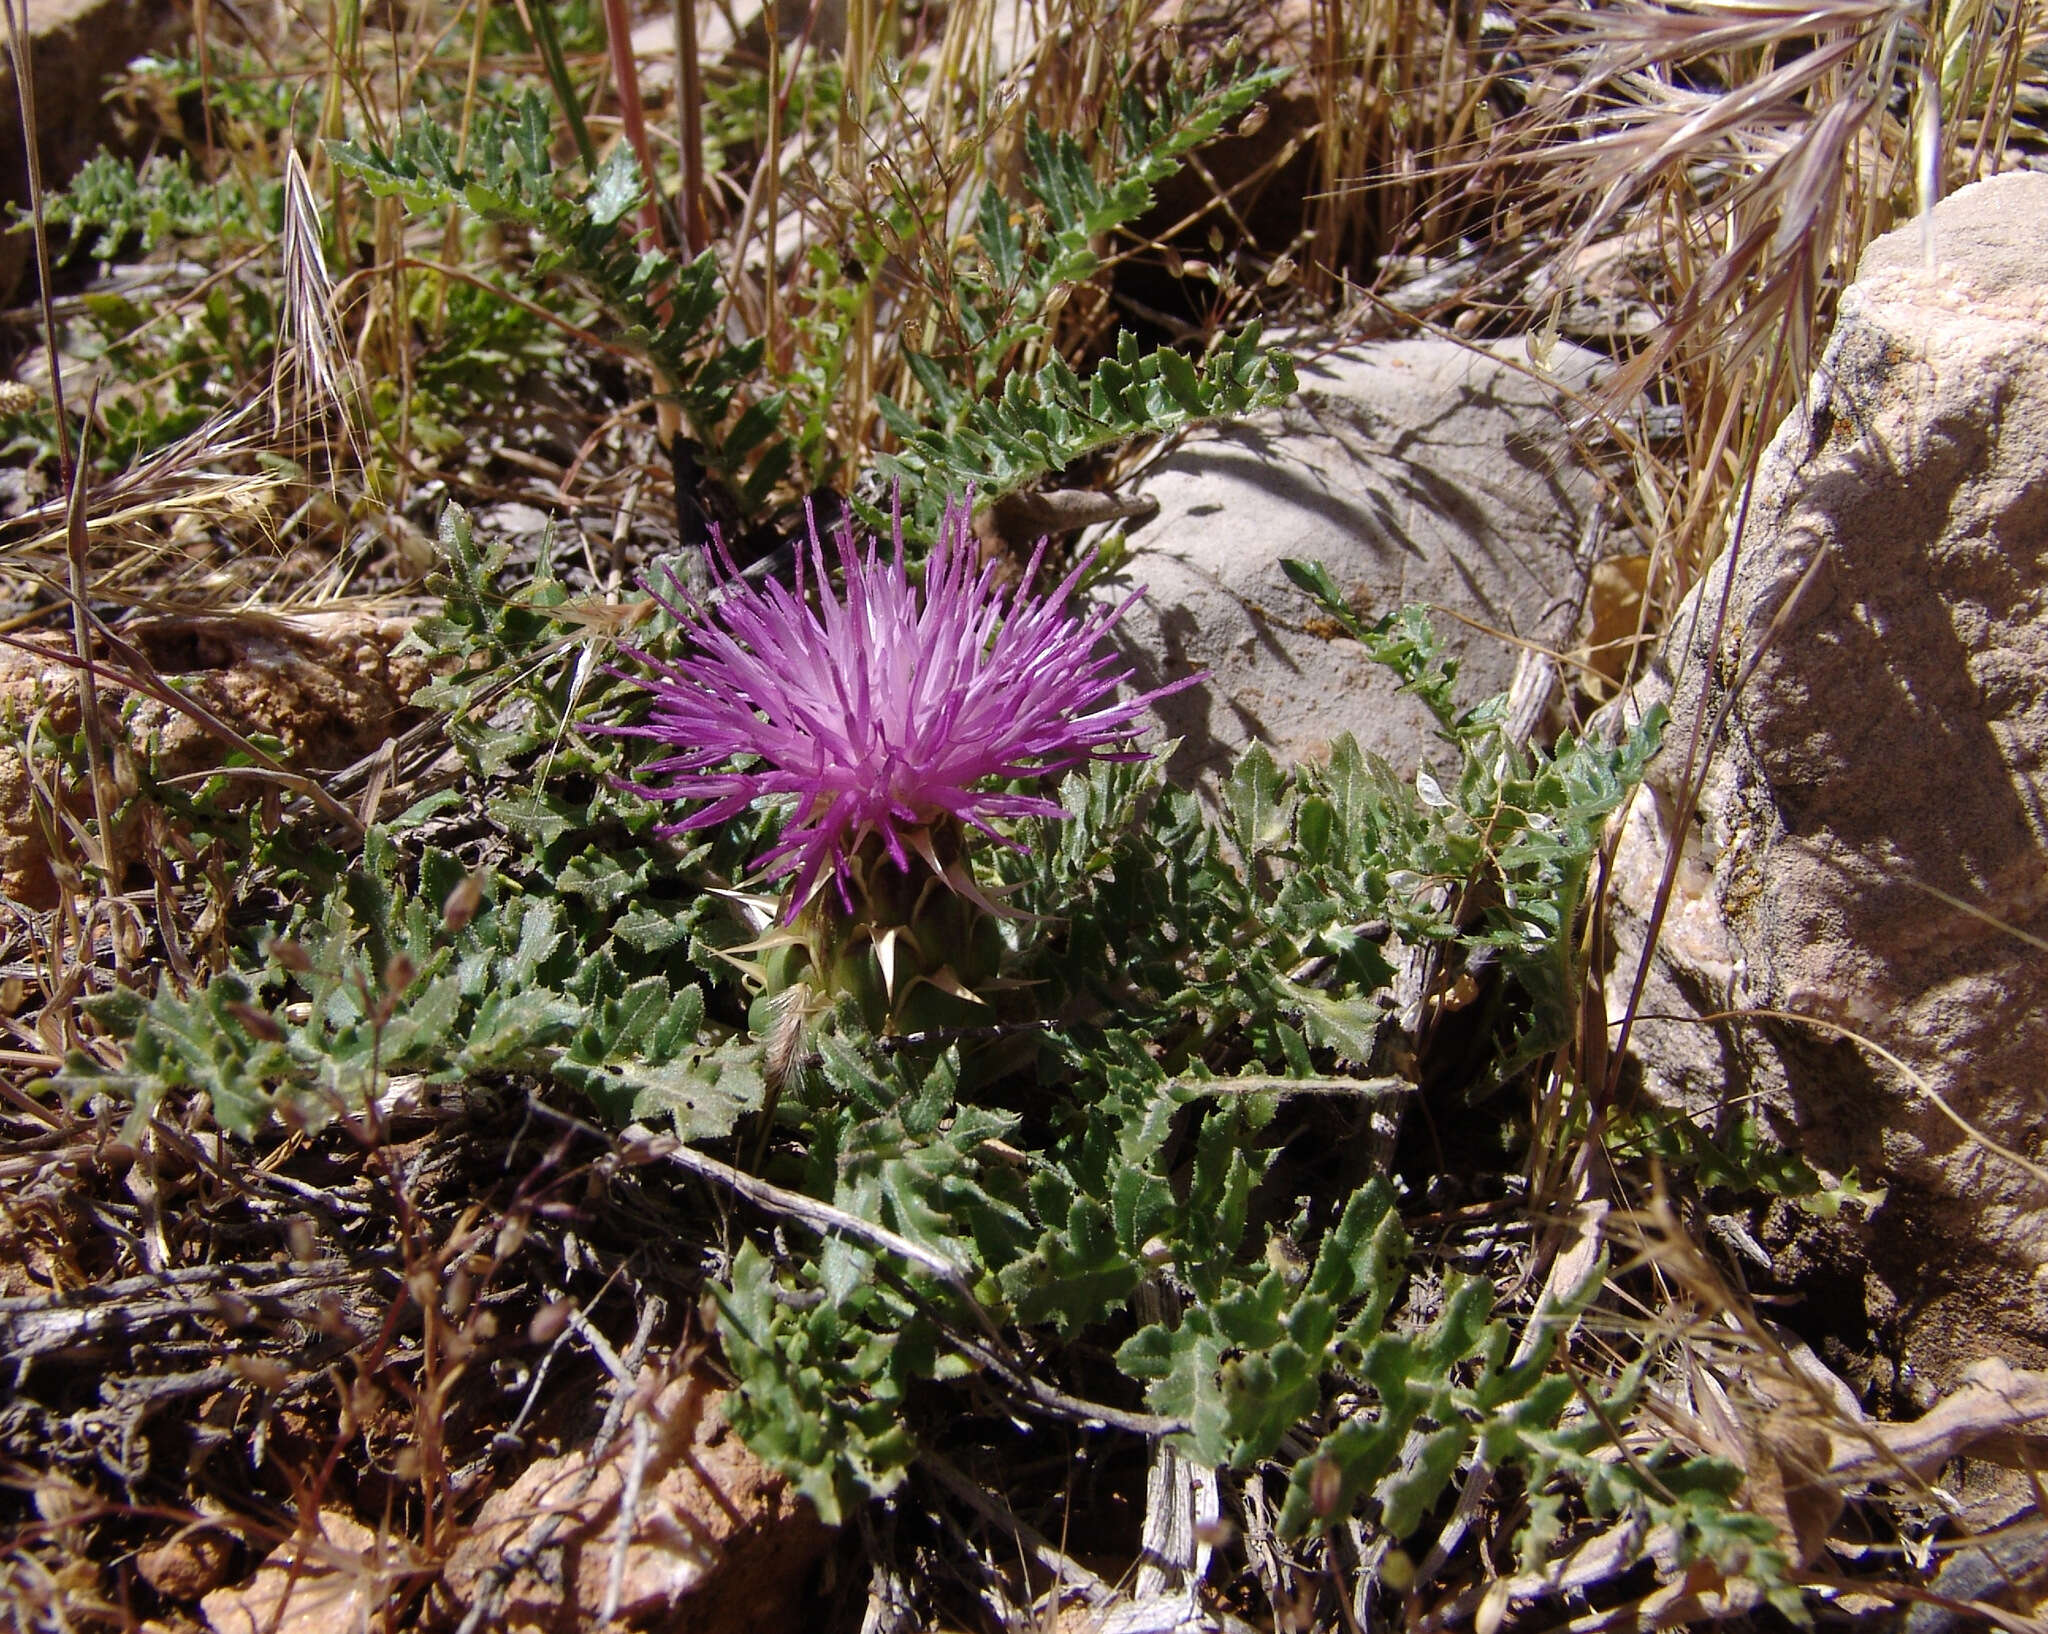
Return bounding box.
[598,497,1193,1037]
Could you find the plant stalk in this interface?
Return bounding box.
[5,0,126,974]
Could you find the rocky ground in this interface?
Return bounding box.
[4,1,2048,1630]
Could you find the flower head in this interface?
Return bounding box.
[601,497,1189,914]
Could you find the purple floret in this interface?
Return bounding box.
[596,496,1192,913]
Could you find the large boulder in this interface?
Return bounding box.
[1102,334,1604,787]
[1605,172,2048,1385]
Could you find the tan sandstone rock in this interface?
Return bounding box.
[441,1373,830,1633]
[201,1510,416,1634]
[0,611,424,908]
[1605,172,2048,1383]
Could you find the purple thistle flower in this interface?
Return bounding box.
[598,498,1193,914]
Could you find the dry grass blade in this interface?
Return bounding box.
[1307,0,1507,278]
[3,0,129,970]
[1478,0,2028,590]
[1507,0,1909,377]
[1549,0,1916,77]
[1,403,277,577]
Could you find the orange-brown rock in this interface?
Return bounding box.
[0,610,424,908]
[135,1527,235,1602]
[441,1372,831,1634]
[201,1510,416,1634]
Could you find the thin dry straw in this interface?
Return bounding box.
[5,0,123,953]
